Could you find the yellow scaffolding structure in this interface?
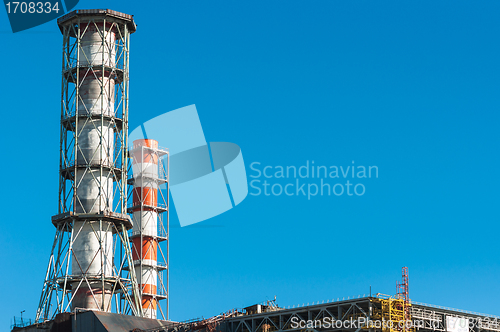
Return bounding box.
[370,297,412,332]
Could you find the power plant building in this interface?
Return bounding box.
[11,8,500,332]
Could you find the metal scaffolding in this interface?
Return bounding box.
[127,141,170,320]
[396,267,411,328]
[36,10,141,322]
[371,296,411,332]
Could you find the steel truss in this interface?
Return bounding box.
[223,299,371,332]
[219,298,500,332]
[411,305,500,332]
[127,144,170,320]
[36,10,140,322]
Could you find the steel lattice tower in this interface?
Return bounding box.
[36,9,141,322]
[128,139,169,319]
[397,266,411,330]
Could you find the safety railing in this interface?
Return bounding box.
[411,301,500,319]
[11,316,34,329]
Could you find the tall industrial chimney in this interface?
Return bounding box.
[36,9,142,322]
[129,139,169,319]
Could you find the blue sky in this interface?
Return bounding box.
[1,0,499,326]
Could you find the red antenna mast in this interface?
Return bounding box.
[397,266,409,303]
[396,266,411,325]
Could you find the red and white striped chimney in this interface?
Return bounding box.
[131,139,160,318]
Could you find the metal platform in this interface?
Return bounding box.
[51,211,133,230]
[220,297,500,332]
